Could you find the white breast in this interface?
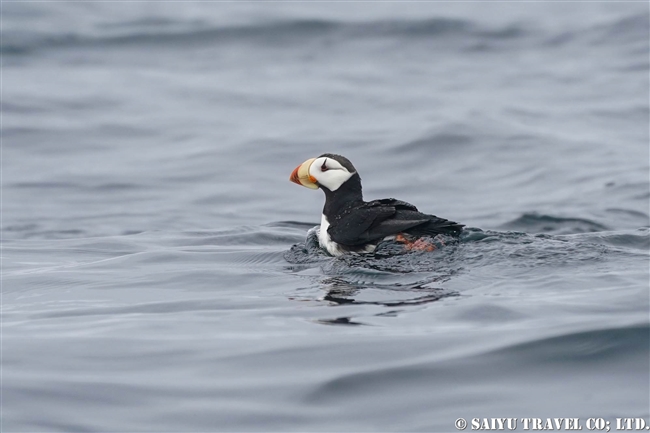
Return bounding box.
[318,214,341,256]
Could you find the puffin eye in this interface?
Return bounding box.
[321,160,329,172]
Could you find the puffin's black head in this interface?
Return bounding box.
[290,153,359,192]
[317,153,356,173]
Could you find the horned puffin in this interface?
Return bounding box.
[289,153,464,256]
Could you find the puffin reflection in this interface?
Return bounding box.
[319,277,457,307]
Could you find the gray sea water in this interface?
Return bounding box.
[3,2,650,432]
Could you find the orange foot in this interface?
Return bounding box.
[395,234,436,252]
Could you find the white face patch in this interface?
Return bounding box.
[309,156,355,192]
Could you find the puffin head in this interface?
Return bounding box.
[290,153,357,192]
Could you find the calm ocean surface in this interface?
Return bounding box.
[3,2,649,432]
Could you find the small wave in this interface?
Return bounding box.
[29,299,245,320]
[490,323,649,364]
[9,181,143,192]
[570,229,650,251]
[605,207,650,224]
[2,17,527,56]
[304,323,649,405]
[165,226,307,248]
[500,213,609,235]
[590,13,649,46]
[390,129,475,157]
[265,221,320,230]
[545,12,649,49]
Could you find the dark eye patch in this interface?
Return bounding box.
[321,159,329,172]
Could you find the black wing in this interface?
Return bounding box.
[403,213,464,237]
[369,198,419,212]
[328,199,464,246]
[373,198,463,237]
[328,201,430,246]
